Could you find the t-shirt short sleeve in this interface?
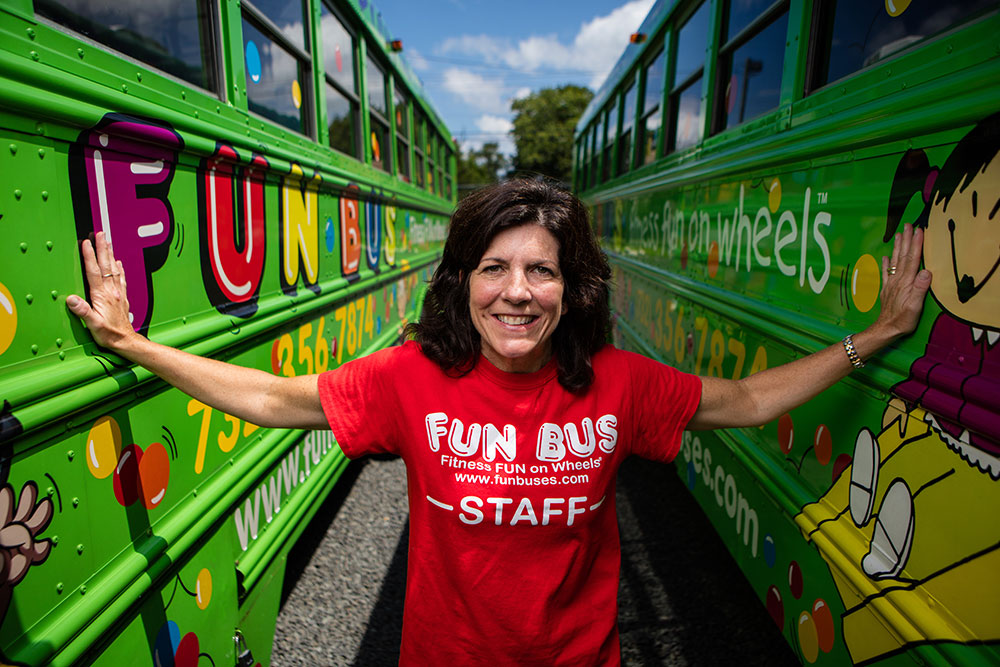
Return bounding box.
[317,346,402,458]
[625,351,702,463]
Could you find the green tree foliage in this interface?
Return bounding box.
[510,85,594,185]
[457,142,509,198]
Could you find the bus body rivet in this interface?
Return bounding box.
[76,544,84,554]
[41,190,48,200]
[25,294,33,304]
[19,242,27,251]
[30,51,39,61]
[26,28,35,39]
[14,190,22,200]
[67,451,74,461]
[31,345,38,354]
[80,586,86,595]
[56,338,63,347]
[37,148,44,158]
[77,48,84,58]
[56,583,63,593]
[8,144,16,155]
[50,290,58,300]
[46,241,53,250]
[59,351,66,360]
[72,497,79,506]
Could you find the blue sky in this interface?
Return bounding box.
[371,0,655,155]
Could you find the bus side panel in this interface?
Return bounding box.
[605,115,1000,665]
[0,95,446,667]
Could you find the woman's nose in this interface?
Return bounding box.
[501,270,531,303]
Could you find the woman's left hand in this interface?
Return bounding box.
[870,223,932,342]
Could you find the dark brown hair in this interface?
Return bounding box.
[405,177,611,392]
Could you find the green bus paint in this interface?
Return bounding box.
[0,0,453,664]
[576,1,999,664]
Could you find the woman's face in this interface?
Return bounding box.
[469,224,567,373]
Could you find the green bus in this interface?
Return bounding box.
[574,0,998,664]
[0,0,454,663]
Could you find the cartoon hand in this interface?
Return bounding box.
[66,231,141,352]
[0,482,53,587]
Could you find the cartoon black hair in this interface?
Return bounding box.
[885,111,1000,242]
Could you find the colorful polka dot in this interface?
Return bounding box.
[245,41,261,84]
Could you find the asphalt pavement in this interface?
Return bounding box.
[271,455,798,666]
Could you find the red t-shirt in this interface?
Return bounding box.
[318,341,701,666]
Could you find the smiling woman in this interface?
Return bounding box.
[469,225,567,373]
[67,175,929,666]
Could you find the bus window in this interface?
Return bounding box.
[669,1,710,153]
[320,3,360,157]
[590,120,602,187]
[602,103,618,182]
[36,0,219,93]
[437,138,446,195]
[241,15,312,137]
[808,0,996,92]
[639,47,665,166]
[618,81,638,175]
[714,0,788,133]
[367,54,391,171]
[413,109,427,188]
[426,132,436,191]
[395,87,411,182]
[251,0,308,52]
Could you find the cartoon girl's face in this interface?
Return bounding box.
[923,152,1000,328]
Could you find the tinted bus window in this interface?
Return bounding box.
[640,47,665,165]
[250,0,307,52]
[674,1,711,85]
[395,88,411,182]
[590,120,602,186]
[242,18,309,135]
[618,83,637,175]
[413,109,426,188]
[670,2,710,152]
[809,0,996,91]
[725,0,774,41]
[602,104,617,181]
[320,3,359,157]
[366,55,390,171]
[36,0,219,92]
[715,2,788,132]
[320,2,355,93]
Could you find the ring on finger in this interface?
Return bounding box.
[102,272,114,278]
[888,266,897,275]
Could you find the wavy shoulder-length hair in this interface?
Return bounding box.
[405,177,611,392]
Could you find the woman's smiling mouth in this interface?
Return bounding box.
[495,314,537,326]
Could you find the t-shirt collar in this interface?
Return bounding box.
[472,353,559,389]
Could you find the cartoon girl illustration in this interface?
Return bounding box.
[797,111,1000,664]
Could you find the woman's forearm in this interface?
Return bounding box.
[115,334,325,429]
[68,232,327,430]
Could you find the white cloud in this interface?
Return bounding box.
[405,47,430,72]
[441,67,508,113]
[476,115,513,134]
[512,87,532,101]
[437,0,655,89]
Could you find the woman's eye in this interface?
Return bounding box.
[482,264,503,274]
[533,266,554,275]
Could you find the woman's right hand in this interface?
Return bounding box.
[66,231,142,353]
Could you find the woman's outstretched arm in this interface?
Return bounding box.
[66,232,328,430]
[688,223,932,430]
